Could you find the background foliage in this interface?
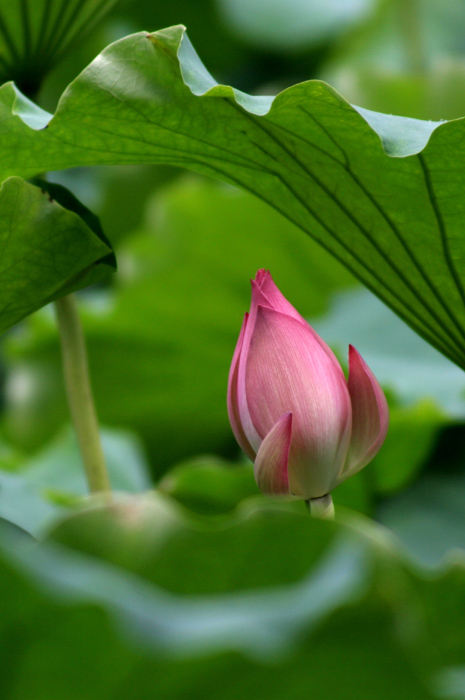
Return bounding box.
[1,1,465,698]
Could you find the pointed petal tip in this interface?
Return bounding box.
[345,344,389,477]
[254,269,271,286]
[251,271,273,305]
[252,271,312,327]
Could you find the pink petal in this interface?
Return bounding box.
[343,345,389,477]
[234,287,269,454]
[246,305,352,496]
[252,270,344,375]
[227,313,256,461]
[254,412,292,495]
[252,270,307,324]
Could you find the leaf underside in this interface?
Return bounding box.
[1,26,465,367]
[0,177,113,334]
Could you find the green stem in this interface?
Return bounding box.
[306,494,335,519]
[54,294,111,495]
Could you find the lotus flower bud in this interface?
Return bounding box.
[227,270,389,501]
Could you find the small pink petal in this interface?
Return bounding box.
[343,345,389,476]
[227,313,256,461]
[254,412,292,495]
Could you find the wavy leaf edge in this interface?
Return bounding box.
[2,24,462,161]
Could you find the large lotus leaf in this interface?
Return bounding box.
[2,500,460,699]
[0,177,113,334]
[1,27,465,367]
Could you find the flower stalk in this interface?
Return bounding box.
[54,293,111,495]
[306,495,335,519]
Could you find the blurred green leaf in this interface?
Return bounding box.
[0,426,151,536]
[158,456,258,515]
[377,472,465,566]
[332,468,372,514]
[216,0,375,51]
[2,177,355,466]
[0,177,113,335]
[49,496,337,593]
[370,400,446,495]
[1,499,458,699]
[434,667,465,699]
[3,27,465,367]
